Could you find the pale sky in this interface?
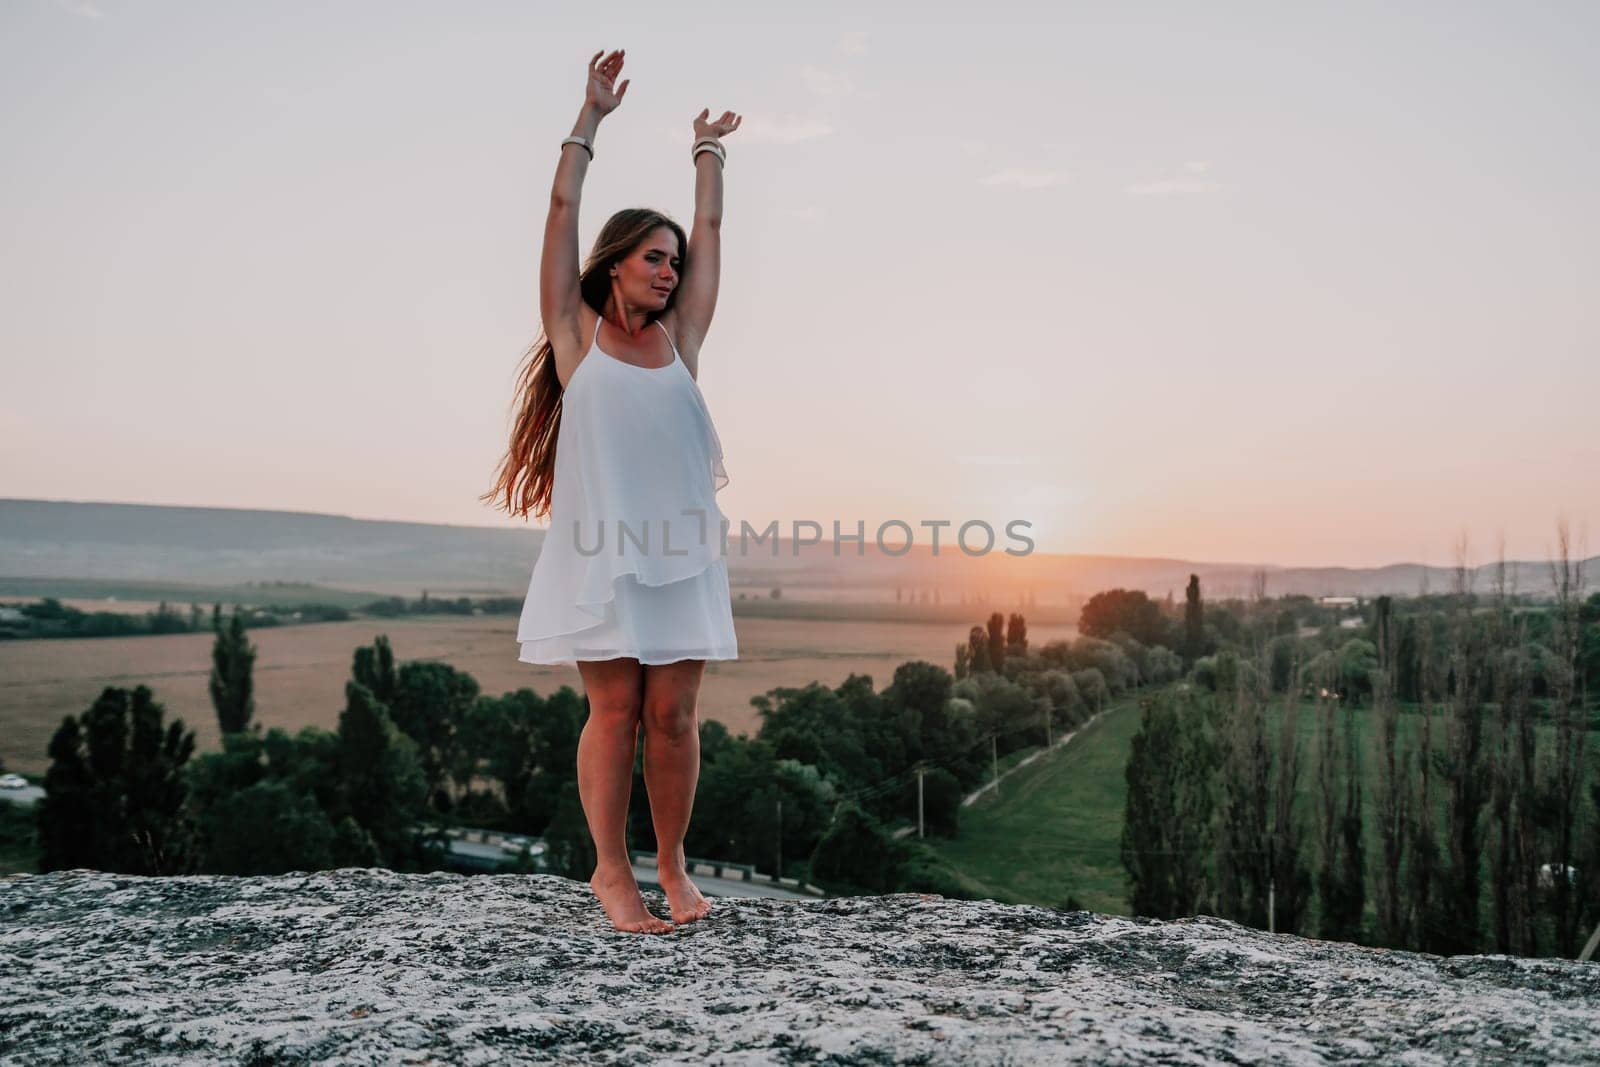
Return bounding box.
[1,0,1594,569]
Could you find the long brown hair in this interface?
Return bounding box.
[480,208,689,522]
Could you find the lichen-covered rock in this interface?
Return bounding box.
[2,869,1597,1065]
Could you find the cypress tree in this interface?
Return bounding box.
[1314,656,1364,943]
[1437,598,1486,955]
[352,634,398,706]
[208,605,257,734]
[1122,688,1213,918]
[1184,574,1205,666]
[1371,596,1411,946]
[1215,672,1270,928]
[968,626,992,674]
[1270,665,1312,935]
[1006,612,1028,656]
[987,612,1007,673]
[1409,623,1442,952]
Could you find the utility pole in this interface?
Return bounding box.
[1045,706,1052,748]
[991,734,999,796]
[776,797,783,878]
[917,764,925,839]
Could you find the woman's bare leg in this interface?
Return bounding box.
[576,657,671,934]
[641,659,712,923]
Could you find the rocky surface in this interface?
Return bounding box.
[3,869,1598,1065]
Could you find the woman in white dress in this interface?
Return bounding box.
[481,48,741,934]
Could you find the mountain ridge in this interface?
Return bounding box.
[2,498,1592,601]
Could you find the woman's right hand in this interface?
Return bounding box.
[585,49,629,116]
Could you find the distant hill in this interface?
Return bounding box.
[1,498,1592,603]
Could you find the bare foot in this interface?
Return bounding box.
[657,865,712,924]
[589,864,672,934]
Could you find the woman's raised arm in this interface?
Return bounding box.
[670,108,740,377]
[541,50,629,363]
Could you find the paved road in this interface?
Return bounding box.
[961,708,1109,808]
[6,792,819,900]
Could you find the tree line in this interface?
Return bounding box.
[25,599,1179,897]
[0,590,538,642]
[1120,548,1599,960]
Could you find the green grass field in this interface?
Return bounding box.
[922,698,1145,915]
[924,688,1599,919]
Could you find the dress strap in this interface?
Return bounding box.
[593,310,604,346]
[653,318,680,357]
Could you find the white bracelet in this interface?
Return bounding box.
[692,141,725,165]
[560,135,594,161]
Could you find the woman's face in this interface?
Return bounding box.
[614,226,682,308]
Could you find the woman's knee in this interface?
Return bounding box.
[642,693,697,741]
[585,688,642,729]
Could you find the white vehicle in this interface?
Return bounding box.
[1538,863,1579,889]
[0,774,28,790]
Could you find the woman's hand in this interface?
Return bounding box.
[693,108,742,140]
[585,49,629,116]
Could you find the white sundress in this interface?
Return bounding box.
[516,311,739,666]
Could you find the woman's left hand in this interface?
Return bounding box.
[693,109,742,140]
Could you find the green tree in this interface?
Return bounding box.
[1270,677,1312,935]
[1435,603,1486,955]
[1072,668,1109,713]
[1371,597,1412,947]
[388,660,479,814]
[336,680,428,867]
[1005,612,1028,656]
[986,612,1007,674]
[968,626,993,674]
[208,605,257,734]
[351,634,398,707]
[1265,634,1298,693]
[810,801,898,893]
[754,681,879,793]
[1080,588,1170,649]
[38,685,197,875]
[202,779,337,873]
[1215,678,1270,928]
[185,726,382,874]
[1408,627,1443,952]
[1313,673,1364,942]
[883,660,956,767]
[466,686,586,834]
[1121,688,1213,918]
[1184,574,1205,666]
[1336,639,1378,705]
[37,716,93,871]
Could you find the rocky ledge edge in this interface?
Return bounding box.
[2,869,1598,1065]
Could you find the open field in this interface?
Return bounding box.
[0,614,1078,776]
